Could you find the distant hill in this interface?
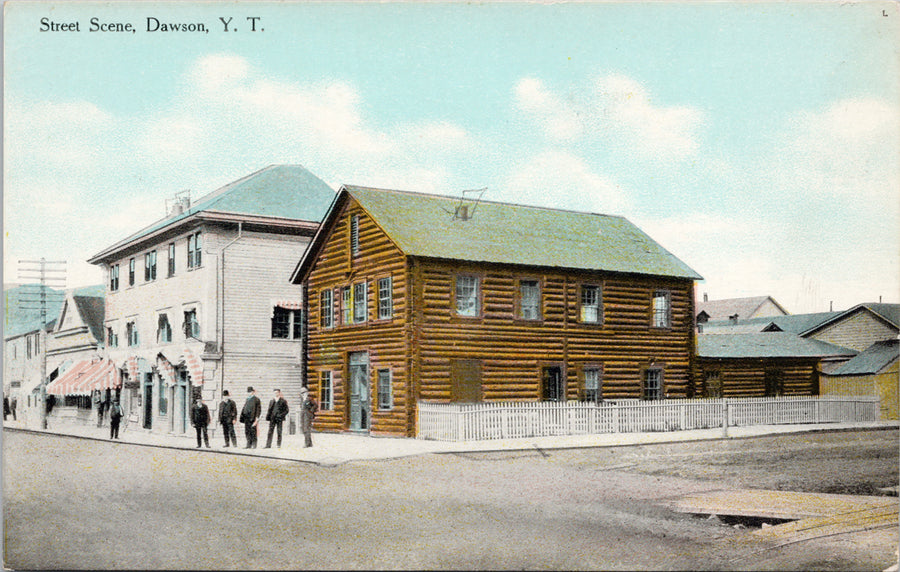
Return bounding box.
[4,284,67,339]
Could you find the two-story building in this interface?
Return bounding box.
[290,186,703,437]
[87,165,335,435]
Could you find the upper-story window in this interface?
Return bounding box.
[350,214,360,257]
[167,243,176,277]
[455,275,480,317]
[187,232,202,269]
[353,282,367,324]
[144,250,157,282]
[272,307,302,339]
[126,321,139,347]
[377,277,393,320]
[109,264,120,292]
[128,258,136,286]
[652,290,672,328]
[320,289,334,329]
[183,309,200,340]
[580,284,602,324]
[341,286,352,325]
[519,279,541,320]
[157,314,172,343]
[107,326,119,348]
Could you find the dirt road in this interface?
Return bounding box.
[3,428,897,570]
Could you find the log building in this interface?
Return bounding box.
[291,186,703,437]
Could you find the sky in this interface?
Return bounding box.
[4,1,899,314]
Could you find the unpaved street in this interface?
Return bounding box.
[3,428,897,570]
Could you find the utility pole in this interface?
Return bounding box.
[17,259,66,429]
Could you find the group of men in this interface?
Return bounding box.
[190,386,317,449]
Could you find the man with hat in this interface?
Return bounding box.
[300,386,317,448]
[239,386,261,448]
[218,390,238,447]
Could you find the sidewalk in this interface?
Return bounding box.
[3,417,896,466]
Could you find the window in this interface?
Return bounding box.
[109,264,120,291]
[519,279,541,320]
[652,290,671,328]
[187,232,202,269]
[183,309,199,339]
[377,369,393,410]
[126,321,139,347]
[377,277,393,320]
[158,377,168,415]
[271,307,302,339]
[319,371,333,411]
[168,243,176,277]
[353,282,367,324]
[129,258,136,286]
[26,336,32,359]
[107,326,118,348]
[581,285,602,323]
[643,369,663,400]
[705,370,722,398]
[455,275,480,317]
[320,290,334,329]
[157,314,172,343]
[584,367,602,403]
[341,287,352,325]
[144,251,157,282]
[542,366,564,402]
[350,214,360,257]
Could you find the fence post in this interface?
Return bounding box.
[613,402,620,433]
[722,399,729,438]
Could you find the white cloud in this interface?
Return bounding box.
[512,74,705,160]
[502,150,628,214]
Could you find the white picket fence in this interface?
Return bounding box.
[416,396,882,441]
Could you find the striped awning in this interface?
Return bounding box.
[275,300,303,311]
[46,359,120,396]
[183,346,203,385]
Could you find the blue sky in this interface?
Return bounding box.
[4,1,899,313]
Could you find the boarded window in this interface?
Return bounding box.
[450,359,483,402]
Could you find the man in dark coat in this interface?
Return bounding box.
[239,386,261,449]
[264,389,290,448]
[109,399,124,440]
[218,390,238,447]
[300,387,317,448]
[191,398,211,448]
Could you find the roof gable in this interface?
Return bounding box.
[695,296,788,321]
[335,186,702,279]
[802,303,900,336]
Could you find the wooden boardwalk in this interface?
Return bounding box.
[666,488,898,544]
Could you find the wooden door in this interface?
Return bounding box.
[348,351,370,431]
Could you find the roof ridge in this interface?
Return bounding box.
[343,185,628,220]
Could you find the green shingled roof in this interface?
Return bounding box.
[91,165,335,262]
[698,332,857,359]
[346,186,702,279]
[829,340,899,376]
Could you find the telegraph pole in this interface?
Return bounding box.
[17,259,66,429]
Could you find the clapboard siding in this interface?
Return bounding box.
[808,310,897,352]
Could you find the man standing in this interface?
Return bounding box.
[191,398,211,448]
[300,387,317,448]
[264,389,290,448]
[109,399,123,440]
[218,390,238,447]
[239,386,261,449]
